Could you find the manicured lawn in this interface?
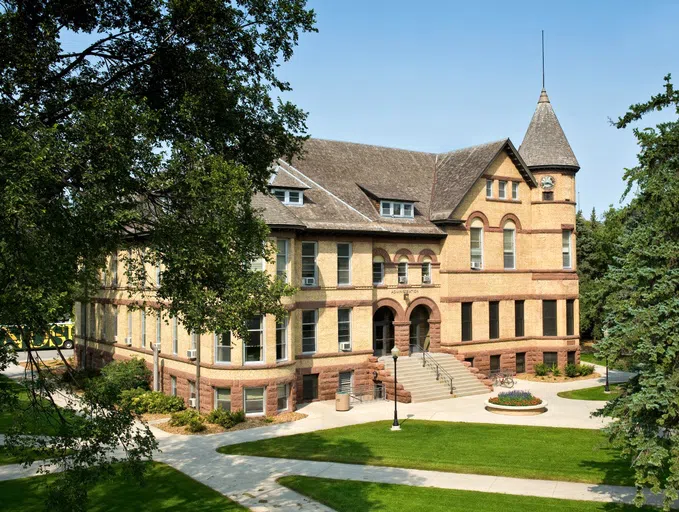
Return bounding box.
[279,475,663,512]
[558,385,623,401]
[219,420,634,485]
[0,462,246,511]
[580,353,628,371]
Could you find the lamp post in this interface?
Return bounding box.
[391,346,401,431]
[604,357,610,393]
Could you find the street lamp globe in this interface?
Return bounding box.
[391,346,400,359]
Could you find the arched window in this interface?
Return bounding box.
[470,218,484,269]
[503,221,516,270]
[398,257,408,284]
[421,257,432,284]
[372,256,385,285]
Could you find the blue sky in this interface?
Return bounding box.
[276,0,679,215]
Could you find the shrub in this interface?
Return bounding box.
[186,416,206,433]
[489,390,542,407]
[206,408,246,429]
[564,363,578,378]
[169,409,202,427]
[100,358,151,395]
[551,365,561,377]
[120,389,185,414]
[534,363,548,376]
[577,363,595,376]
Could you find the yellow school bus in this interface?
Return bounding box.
[0,322,75,350]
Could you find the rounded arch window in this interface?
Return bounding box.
[503,220,516,270]
[470,219,484,269]
[372,255,385,285]
[421,257,432,284]
[397,256,409,284]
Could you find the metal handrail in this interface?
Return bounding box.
[421,350,455,395]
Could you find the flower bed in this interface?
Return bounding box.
[488,390,542,407]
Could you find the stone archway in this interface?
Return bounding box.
[372,299,408,356]
[405,297,441,352]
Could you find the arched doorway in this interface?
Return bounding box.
[373,307,395,357]
[409,305,430,353]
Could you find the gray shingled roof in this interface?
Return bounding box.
[519,89,580,170]
[268,165,310,189]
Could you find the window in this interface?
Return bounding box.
[172,317,178,355]
[215,332,231,363]
[215,388,231,411]
[277,384,289,411]
[271,188,303,205]
[567,351,576,365]
[489,301,499,340]
[566,299,575,336]
[244,387,265,415]
[490,355,501,372]
[512,181,519,200]
[503,225,515,269]
[562,230,572,269]
[155,263,161,287]
[543,300,557,336]
[170,376,177,396]
[516,352,526,373]
[301,242,317,286]
[141,310,146,348]
[470,225,483,269]
[155,315,161,349]
[464,357,474,367]
[337,243,352,285]
[244,316,264,362]
[372,257,385,285]
[461,302,473,341]
[542,191,554,201]
[276,239,288,281]
[189,381,196,403]
[112,305,118,341]
[339,371,353,392]
[421,261,432,284]
[397,259,408,284]
[111,252,118,286]
[338,308,351,351]
[190,331,198,350]
[302,374,318,401]
[302,310,317,353]
[250,257,265,272]
[499,181,507,199]
[127,308,132,340]
[380,201,414,218]
[486,179,493,198]
[543,351,558,367]
[515,300,525,337]
[276,318,287,361]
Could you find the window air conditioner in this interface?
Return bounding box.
[153,342,161,352]
[339,341,351,352]
[398,276,407,284]
[187,349,197,360]
[124,336,132,346]
[303,277,316,286]
[188,397,196,408]
[422,275,431,284]
[113,335,118,342]
[471,261,482,270]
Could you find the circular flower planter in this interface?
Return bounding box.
[484,399,548,416]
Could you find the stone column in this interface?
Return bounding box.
[428,319,441,352]
[393,321,411,355]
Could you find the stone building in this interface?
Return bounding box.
[74,88,580,415]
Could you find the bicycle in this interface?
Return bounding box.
[490,370,515,388]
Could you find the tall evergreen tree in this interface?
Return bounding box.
[598,75,679,509]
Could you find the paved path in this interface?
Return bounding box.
[2,362,652,511]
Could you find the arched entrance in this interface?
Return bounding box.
[373,306,395,357]
[409,305,430,353]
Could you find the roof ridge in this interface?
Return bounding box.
[308,137,436,155]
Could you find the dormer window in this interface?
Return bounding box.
[380,200,414,218]
[272,188,303,206]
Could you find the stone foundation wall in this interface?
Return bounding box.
[295,361,373,403]
[455,345,580,376]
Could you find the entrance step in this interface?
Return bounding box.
[380,353,490,402]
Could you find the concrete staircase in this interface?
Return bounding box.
[380,352,490,403]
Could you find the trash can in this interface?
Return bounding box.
[335,391,350,411]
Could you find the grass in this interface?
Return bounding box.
[0,462,247,511]
[219,420,634,485]
[558,385,623,401]
[580,353,628,371]
[279,475,665,512]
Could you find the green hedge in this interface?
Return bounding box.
[120,389,185,414]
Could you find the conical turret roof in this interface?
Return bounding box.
[519,89,579,171]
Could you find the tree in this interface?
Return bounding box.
[0,1,315,509]
[597,75,679,510]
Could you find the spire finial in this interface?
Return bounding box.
[541,30,545,90]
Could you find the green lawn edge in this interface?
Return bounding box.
[558,385,623,401]
[277,475,664,512]
[0,461,247,512]
[218,420,634,486]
